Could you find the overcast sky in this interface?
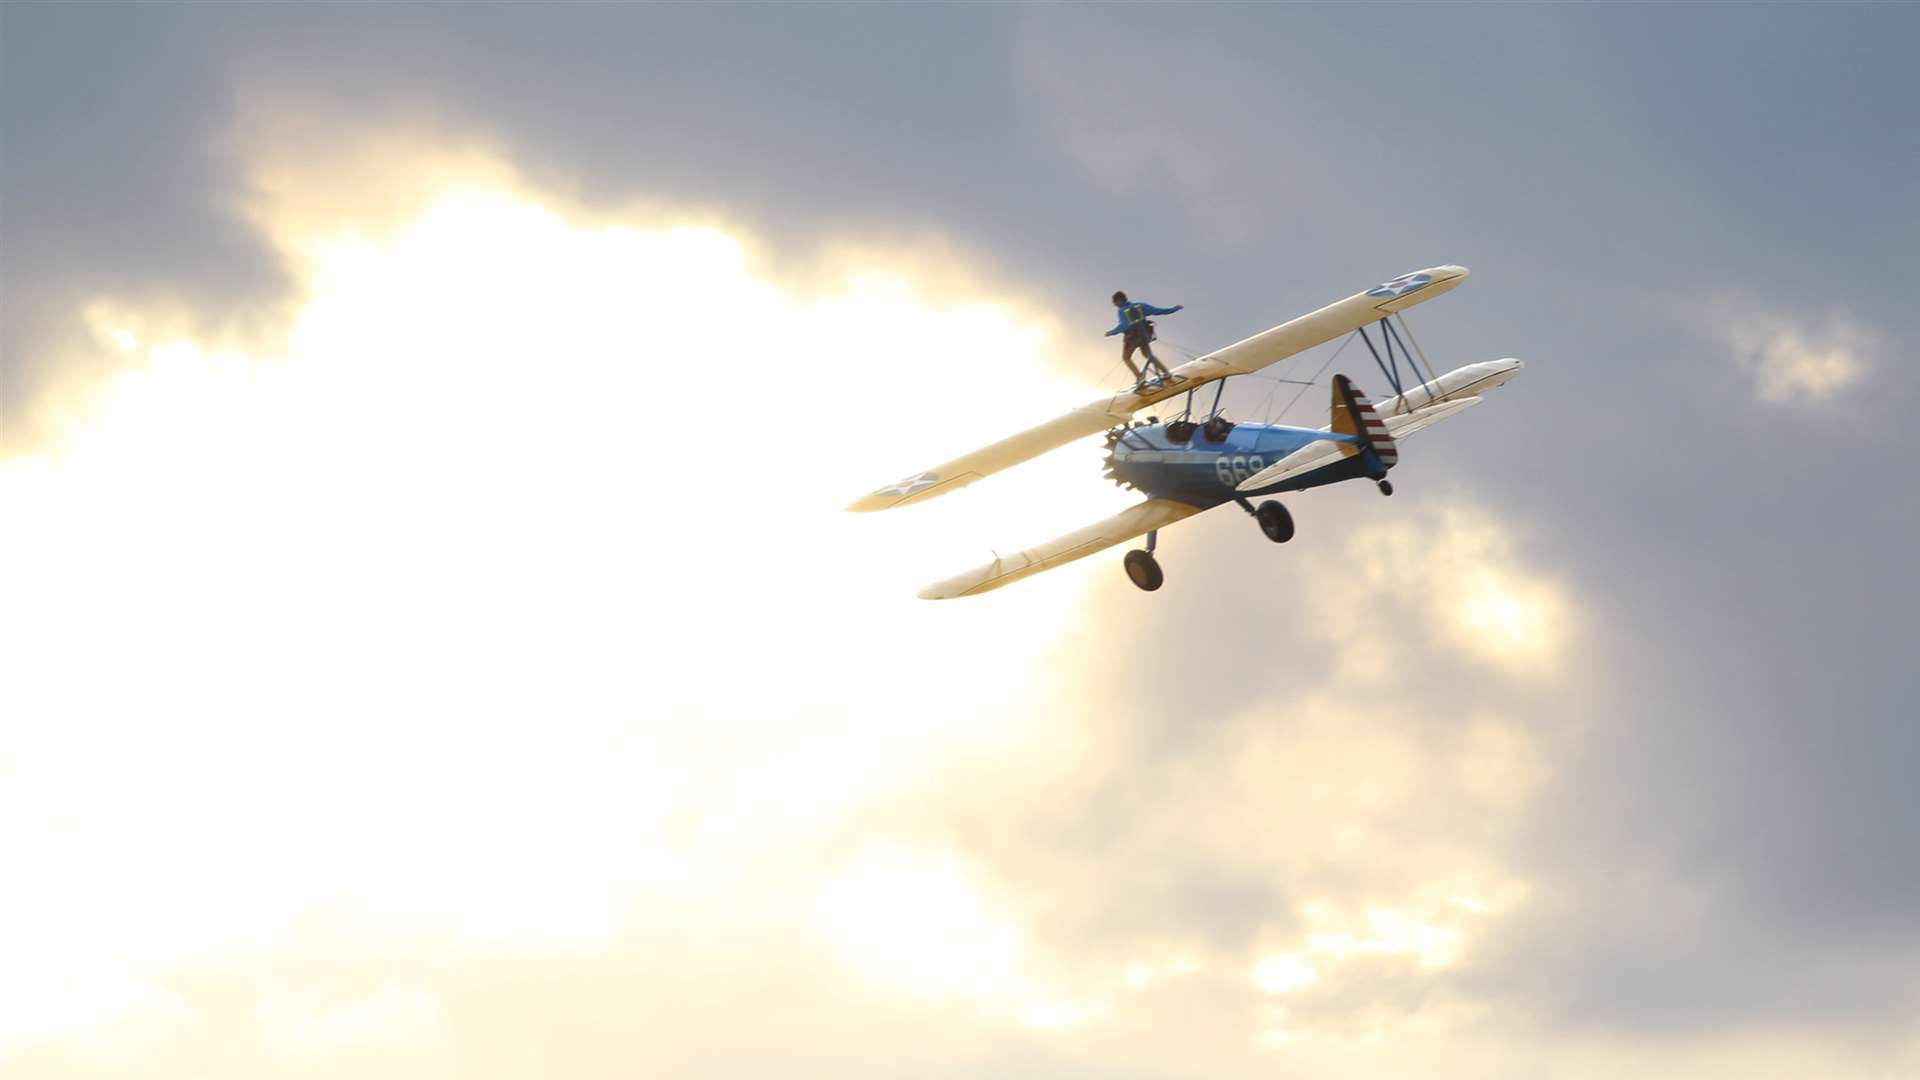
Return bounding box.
[4,3,1917,1077]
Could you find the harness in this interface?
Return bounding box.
[1122,303,1157,343]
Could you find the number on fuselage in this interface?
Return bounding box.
[1213,454,1267,486]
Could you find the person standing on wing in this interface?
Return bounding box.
[1106,291,1183,388]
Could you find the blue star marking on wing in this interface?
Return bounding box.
[1367,272,1432,298]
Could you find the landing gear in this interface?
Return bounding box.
[1123,549,1164,591]
[1255,500,1294,543]
[1376,479,1394,496]
[1233,496,1297,545]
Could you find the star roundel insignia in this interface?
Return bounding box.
[1367,272,1432,298]
[874,471,940,498]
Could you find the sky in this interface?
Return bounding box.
[2,2,1917,1077]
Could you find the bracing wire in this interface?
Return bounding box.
[1267,331,1356,424]
[1165,337,1318,423]
[1101,317,1414,427]
[1253,367,1285,424]
[1090,328,1361,427]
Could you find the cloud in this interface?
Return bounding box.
[0,139,1600,1076]
[1010,9,1332,252]
[7,16,1920,1067]
[1334,506,1574,676]
[0,144,1131,1059]
[0,5,293,448]
[789,497,1589,1068]
[1722,312,1871,403]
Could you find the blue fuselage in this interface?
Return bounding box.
[1106,421,1382,508]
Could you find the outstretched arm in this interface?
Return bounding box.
[1142,303,1184,317]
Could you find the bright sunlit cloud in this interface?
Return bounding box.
[814,846,1024,1000]
[0,162,1136,1054]
[2,140,1580,1076]
[1253,953,1319,994]
[1340,506,1573,674]
[1721,311,1872,404]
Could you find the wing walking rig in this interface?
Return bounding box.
[848,266,1526,598]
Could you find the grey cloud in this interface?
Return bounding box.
[2,4,289,437]
[864,473,1919,1051]
[996,9,1920,1044]
[3,3,1106,434]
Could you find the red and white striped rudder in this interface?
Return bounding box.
[1330,374,1398,468]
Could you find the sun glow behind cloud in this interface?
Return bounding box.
[1338,507,1572,675]
[814,846,1025,1000]
[3,147,1581,1075]
[0,174,1145,1051]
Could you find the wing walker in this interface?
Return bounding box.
[848,266,1524,598]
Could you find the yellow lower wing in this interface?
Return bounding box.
[918,498,1205,599]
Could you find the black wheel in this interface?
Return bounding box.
[1123,549,1164,591]
[1255,500,1295,543]
[1377,479,1394,496]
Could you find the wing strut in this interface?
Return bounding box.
[1381,317,1442,410]
[1359,319,1416,400]
[1357,314,1445,412]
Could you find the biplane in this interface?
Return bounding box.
[848,266,1523,598]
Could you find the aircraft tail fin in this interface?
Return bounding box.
[1330,374,1397,468]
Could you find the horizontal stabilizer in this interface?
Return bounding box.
[1380,395,1481,437]
[1233,437,1354,491]
[1235,395,1483,492]
[918,498,1203,599]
